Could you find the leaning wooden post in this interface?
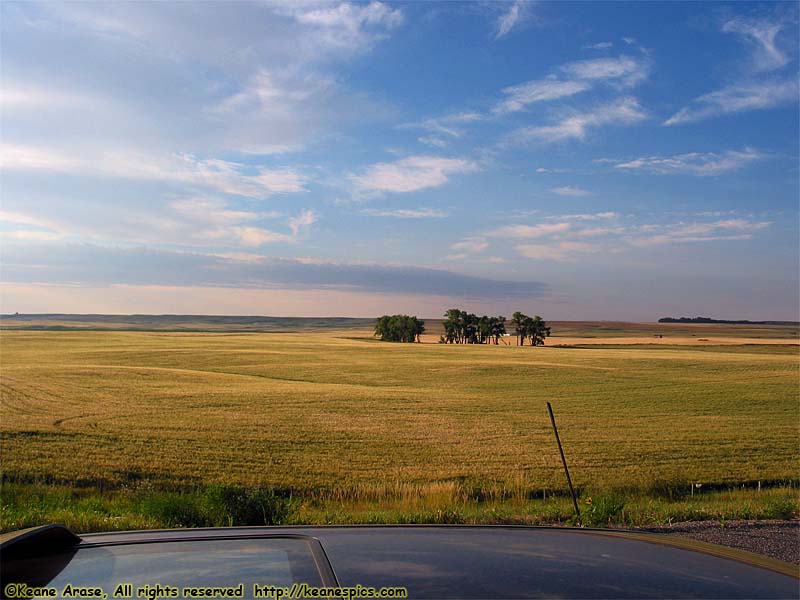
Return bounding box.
[547,402,581,523]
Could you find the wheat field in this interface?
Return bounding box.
[2,328,798,497]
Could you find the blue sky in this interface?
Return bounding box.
[1,1,798,320]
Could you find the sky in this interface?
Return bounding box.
[1,1,798,321]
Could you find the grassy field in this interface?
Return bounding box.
[1,324,798,532]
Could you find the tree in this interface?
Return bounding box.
[439,309,537,346]
[510,311,528,346]
[526,315,551,346]
[443,308,463,343]
[374,315,425,343]
[477,315,492,345]
[490,316,506,344]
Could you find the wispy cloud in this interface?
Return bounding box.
[550,212,618,221]
[0,144,307,198]
[450,237,489,253]
[722,16,792,72]
[288,209,319,236]
[512,97,647,143]
[274,1,404,55]
[417,136,448,148]
[516,241,596,261]
[664,80,798,125]
[560,55,650,87]
[493,80,589,114]
[165,200,315,247]
[361,207,447,219]
[584,41,613,50]
[0,198,314,250]
[551,185,592,197]
[492,54,649,115]
[479,213,772,261]
[630,219,772,246]
[495,0,530,39]
[489,222,572,239]
[401,111,482,138]
[665,14,797,126]
[613,148,763,176]
[349,155,479,194]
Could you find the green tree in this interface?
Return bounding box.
[374,315,425,343]
[526,315,551,346]
[490,316,506,344]
[510,311,528,346]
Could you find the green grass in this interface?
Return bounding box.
[2,481,796,533]
[1,329,798,532]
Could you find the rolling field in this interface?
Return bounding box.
[1,324,798,532]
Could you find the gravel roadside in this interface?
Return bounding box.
[638,520,800,566]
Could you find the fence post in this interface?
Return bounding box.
[547,402,581,523]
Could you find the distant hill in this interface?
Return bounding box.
[0,314,376,332]
[658,317,800,326]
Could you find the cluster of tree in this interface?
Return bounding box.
[510,312,551,346]
[440,309,507,344]
[374,315,425,342]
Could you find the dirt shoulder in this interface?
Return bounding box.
[638,520,800,565]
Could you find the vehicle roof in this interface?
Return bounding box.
[70,525,798,599]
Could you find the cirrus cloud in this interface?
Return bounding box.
[349,155,479,194]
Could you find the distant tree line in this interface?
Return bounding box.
[439,309,551,346]
[374,315,425,342]
[659,316,799,325]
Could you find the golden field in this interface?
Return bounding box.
[2,326,798,494]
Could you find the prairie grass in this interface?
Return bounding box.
[2,481,796,533]
[1,328,798,532]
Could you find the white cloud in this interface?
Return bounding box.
[560,55,650,87]
[493,80,589,114]
[513,97,647,143]
[630,219,772,246]
[211,69,331,117]
[551,185,592,197]
[2,230,64,241]
[516,241,596,261]
[289,209,319,237]
[361,208,447,218]
[495,0,530,39]
[474,213,771,262]
[0,144,307,198]
[274,1,403,55]
[0,210,62,230]
[171,199,260,225]
[417,136,448,148]
[665,14,796,126]
[401,111,482,139]
[722,16,791,72]
[492,54,648,115]
[584,42,613,50]
[0,84,97,110]
[450,237,489,253]
[665,79,798,125]
[231,226,292,246]
[349,155,479,193]
[552,212,618,221]
[613,148,763,176]
[489,222,572,239]
[169,199,313,246]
